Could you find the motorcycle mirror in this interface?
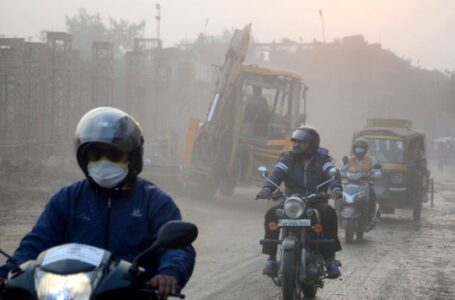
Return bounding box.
[373,164,382,169]
[155,221,198,249]
[130,221,198,276]
[327,167,338,177]
[257,166,269,178]
[342,156,349,165]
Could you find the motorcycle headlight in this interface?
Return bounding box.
[35,268,100,300]
[390,173,404,185]
[343,192,354,204]
[284,196,305,219]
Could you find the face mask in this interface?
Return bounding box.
[354,147,366,154]
[88,159,128,188]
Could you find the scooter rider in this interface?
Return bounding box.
[0,107,196,299]
[344,138,382,227]
[256,126,343,279]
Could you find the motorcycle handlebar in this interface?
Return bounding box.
[140,284,185,299]
[257,192,327,202]
[341,172,370,180]
[256,190,284,201]
[271,191,284,201]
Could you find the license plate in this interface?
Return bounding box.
[278,219,311,227]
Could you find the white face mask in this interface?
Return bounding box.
[354,147,367,155]
[88,159,128,188]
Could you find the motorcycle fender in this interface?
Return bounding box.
[341,206,361,218]
[281,237,297,251]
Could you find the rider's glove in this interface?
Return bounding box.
[256,188,271,199]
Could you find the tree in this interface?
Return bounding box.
[66,8,107,54]
[65,8,145,56]
[107,18,146,56]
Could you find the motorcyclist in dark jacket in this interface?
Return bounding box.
[0,107,196,299]
[256,127,342,279]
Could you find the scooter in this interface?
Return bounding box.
[0,221,197,300]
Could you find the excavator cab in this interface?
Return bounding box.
[240,66,307,141]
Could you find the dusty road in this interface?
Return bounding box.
[1,166,454,299]
[180,167,455,300]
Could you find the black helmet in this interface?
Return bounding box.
[290,126,320,156]
[353,138,369,158]
[75,107,144,179]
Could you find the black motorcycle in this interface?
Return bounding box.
[0,221,197,300]
[258,166,341,300]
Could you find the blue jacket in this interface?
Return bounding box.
[263,151,342,198]
[0,177,196,287]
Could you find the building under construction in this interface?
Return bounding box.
[0,32,216,166]
[0,31,453,166]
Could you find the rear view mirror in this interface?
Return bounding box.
[258,166,269,177]
[342,156,349,166]
[156,221,198,249]
[130,221,198,276]
[373,164,382,170]
[327,167,338,177]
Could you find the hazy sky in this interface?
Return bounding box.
[1,0,454,71]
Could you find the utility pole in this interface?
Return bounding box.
[156,4,161,42]
[203,18,209,37]
[319,9,326,43]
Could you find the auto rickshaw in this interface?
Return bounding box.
[353,119,433,220]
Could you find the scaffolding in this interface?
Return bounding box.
[125,50,147,127]
[23,42,47,157]
[46,32,72,155]
[133,38,162,59]
[91,42,114,107]
[0,38,25,158]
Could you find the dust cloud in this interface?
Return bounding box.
[1,2,455,299]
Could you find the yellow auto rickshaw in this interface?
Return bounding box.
[353,119,433,220]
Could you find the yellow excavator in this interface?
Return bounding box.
[182,25,308,197]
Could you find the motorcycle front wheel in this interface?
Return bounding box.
[345,219,355,243]
[302,283,317,298]
[281,249,301,300]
